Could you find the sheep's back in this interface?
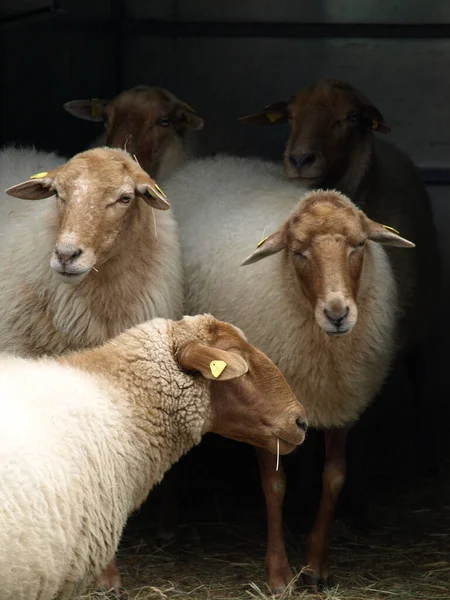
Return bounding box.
[358,139,441,349]
[0,356,132,599]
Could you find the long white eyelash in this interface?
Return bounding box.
[276,438,280,471]
[124,134,132,153]
[130,153,158,240]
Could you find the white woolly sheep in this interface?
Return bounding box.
[163,155,415,593]
[0,313,308,600]
[63,86,205,181]
[1,145,182,356]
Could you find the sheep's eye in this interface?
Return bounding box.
[118,194,133,204]
[347,110,360,122]
[294,251,307,260]
[159,117,170,127]
[351,240,366,254]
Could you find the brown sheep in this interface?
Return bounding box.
[64,85,205,180]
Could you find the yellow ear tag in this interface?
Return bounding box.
[91,98,103,118]
[257,235,269,248]
[184,103,195,113]
[210,360,227,378]
[383,224,400,234]
[154,183,166,198]
[30,172,48,179]
[372,120,379,130]
[266,112,282,123]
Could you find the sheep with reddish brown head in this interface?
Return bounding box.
[64,86,204,180]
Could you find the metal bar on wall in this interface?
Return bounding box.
[119,20,450,39]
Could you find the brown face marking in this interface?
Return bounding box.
[286,192,367,334]
[104,86,202,177]
[194,319,308,454]
[48,147,162,280]
[284,79,383,184]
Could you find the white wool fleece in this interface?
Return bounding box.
[0,317,215,600]
[0,146,183,356]
[164,154,398,429]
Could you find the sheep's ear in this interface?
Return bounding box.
[5,170,58,200]
[178,343,249,381]
[239,101,289,126]
[241,230,285,266]
[366,220,415,248]
[63,98,109,122]
[136,179,171,210]
[173,102,205,131]
[361,103,391,134]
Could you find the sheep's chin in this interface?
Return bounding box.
[56,269,92,285]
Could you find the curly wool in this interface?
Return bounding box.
[0,316,215,600]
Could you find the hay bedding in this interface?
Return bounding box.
[81,463,450,600]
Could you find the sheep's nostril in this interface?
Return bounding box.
[55,246,83,265]
[324,306,350,327]
[296,417,308,432]
[289,152,317,170]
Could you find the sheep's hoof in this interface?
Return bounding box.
[267,564,295,597]
[301,572,332,593]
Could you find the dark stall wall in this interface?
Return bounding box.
[0,0,116,157]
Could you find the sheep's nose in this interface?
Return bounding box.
[55,245,83,265]
[289,152,317,170]
[296,416,308,433]
[324,306,350,328]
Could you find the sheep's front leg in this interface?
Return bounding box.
[256,447,294,595]
[96,558,122,594]
[303,428,348,590]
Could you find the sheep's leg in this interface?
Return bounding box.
[303,428,348,589]
[96,558,123,593]
[256,447,294,595]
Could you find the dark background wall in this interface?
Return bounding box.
[1,1,449,514]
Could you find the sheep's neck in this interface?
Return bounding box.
[153,135,189,182]
[63,329,210,507]
[321,134,374,200]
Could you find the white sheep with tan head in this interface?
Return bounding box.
[0,313,308,600]
[0,143,183,590]
[163,154,415,593]
[240,78,442,479]
[0,145,181,356]
[64,86,205,181]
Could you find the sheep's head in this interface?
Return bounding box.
[242,190,414,337]
[64,86,205,178]
[176,315,308,455]
[5,147,170,284]
[239,79,390,186]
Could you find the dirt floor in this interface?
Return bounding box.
[81,459,450,600]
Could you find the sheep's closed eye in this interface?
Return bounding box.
[294,251,308,261]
